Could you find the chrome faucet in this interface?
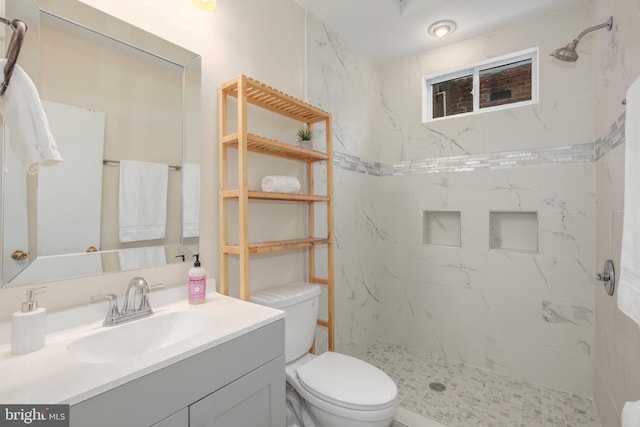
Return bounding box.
[91,277,162,327]
[122,276,152,315]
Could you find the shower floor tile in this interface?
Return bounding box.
[363,341,601,427]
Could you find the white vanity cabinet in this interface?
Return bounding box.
[70,320,285,427]
[189,356,283,426]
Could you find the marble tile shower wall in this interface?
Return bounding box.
[306,7,600,396]
[377,162,595,396]
[307,14,384,356]
[592,0,640,424]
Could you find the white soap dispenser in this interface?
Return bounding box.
[11,287,47,355]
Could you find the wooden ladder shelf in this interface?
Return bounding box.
[218,74,335,351]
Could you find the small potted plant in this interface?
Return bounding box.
[297,128,313,149]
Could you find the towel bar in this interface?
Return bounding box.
[103,159,182,171]
[0,17,27,96]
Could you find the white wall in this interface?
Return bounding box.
[0,0,306,320]
[592,0,640,425]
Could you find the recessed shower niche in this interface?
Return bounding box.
[489,211,538,253]
[423,211,461,247]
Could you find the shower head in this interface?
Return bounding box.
[551,16,613,62]
[551,40,580,62]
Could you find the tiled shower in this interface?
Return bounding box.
[306,0,640,425]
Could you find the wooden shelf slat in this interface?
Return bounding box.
[221,75,330,124]
[222,133,330,162]
[224,238,330,255]
[317,319,329,328]
[223,190,329,202]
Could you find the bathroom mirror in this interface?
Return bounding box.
[1,0,201,287]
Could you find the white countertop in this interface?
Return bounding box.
[0,285,284,405]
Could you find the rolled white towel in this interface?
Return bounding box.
[261,175,301,194]
[622,401,640,427]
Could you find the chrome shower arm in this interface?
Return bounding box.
[551,16,613,62]
[575,16,613,42]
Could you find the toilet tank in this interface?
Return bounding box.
[250,282,321,363]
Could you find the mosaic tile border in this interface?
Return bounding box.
[595,111,625,161]
[380,143,593,176]
[333,111,625,175]
[333,143,594,176]
[333,151,384,176]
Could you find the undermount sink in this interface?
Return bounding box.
[67,310,211,364]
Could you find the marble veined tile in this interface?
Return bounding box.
[541,301,594,355]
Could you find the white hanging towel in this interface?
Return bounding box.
[118,246,167,271]
[0,59,63,174]
[619,75,640,327]
[118,160,169,243]
[622,401,640,427]
[182,163,200,238]
[261,175,301,193]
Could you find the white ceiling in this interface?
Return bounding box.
[294,0,590,62]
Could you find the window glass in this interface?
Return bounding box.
[422,49,537,122]
[479,59,532,109]
[431,75,473,119]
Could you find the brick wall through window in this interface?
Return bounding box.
[426,51,535,121]
[479,59,532,109]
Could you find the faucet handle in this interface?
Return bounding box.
[150,283,164,292]
[90,294,120,326]
[140,282,165,295]
[139,283,163,313]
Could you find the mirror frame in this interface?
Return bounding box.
[1,0,201,287]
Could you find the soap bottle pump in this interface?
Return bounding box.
[188,254,206,304]
[11,287,47,355]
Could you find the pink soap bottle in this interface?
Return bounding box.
[188,254,206,304]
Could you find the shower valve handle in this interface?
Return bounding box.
[596,259,615,296]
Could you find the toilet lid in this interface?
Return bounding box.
[296,352,397,410]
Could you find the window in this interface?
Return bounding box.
[422,48,538,122]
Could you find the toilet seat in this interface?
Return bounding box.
[296,352,397,411]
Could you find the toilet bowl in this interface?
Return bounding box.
[251,282,398,427]
[287,352,397,427]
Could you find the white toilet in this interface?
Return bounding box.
[251,282,398,427]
